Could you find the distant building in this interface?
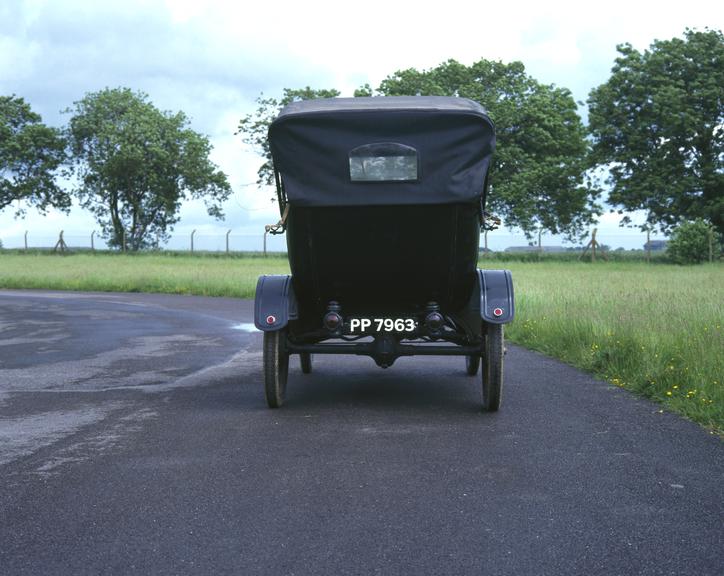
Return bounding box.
[643,240,668,251]
[504,246,568,253]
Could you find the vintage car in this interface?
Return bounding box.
[254,96,514,410]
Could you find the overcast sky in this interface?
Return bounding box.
[1,0,722,249]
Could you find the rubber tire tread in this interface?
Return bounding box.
[465,354,480,376]
[263,330,288,408]
[482,323,504,412]
[300,352,312,374]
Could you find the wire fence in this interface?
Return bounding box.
[0,230,289,254]
[0,227,670,257]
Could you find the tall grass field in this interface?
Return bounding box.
[1,251,721,432]
[0,251,288,297]
[501,261,722,434]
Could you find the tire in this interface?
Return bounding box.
[263,330,289,408]
[300,352,312,374]
[465,354,480,376]
[482,323,504,412]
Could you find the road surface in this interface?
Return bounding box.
[0,290,721,575]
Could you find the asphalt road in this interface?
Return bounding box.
[0,290,721,576]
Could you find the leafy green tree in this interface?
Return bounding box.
[371,59,599,239]
[0,95,68,215]
[588,28,724,236]
[666,219,720,264]
[66,88,231,251]
[237,87,340,194]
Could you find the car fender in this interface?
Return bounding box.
[477,269,514,324]
[254,275,298,332]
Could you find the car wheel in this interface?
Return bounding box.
[300,352,313,374]
[482,323,504,412]
[263,330,289,408]
[465,354,480,376]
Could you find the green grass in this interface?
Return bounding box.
[0,251,290,297]
[501,261,723,434]
[1,251,722,433]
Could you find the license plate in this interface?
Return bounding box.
[349,318,417,333]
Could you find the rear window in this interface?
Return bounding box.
[349,142,418,182]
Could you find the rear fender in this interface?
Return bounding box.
[477,269,514,324]
[254,275,298,332]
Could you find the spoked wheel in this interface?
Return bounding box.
[263,329,289,408]
[482,323,504,412]
[465,354,480,376]
[300,352,313,374]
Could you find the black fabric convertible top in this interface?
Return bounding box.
[268,96,495,207]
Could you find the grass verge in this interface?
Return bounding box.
[0,251,290,298]
[501,261,722,434]
[1,251,721,433]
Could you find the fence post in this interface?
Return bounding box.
[24,230,28,251]
[91,231,95,251]
[484,230,488,258]
[263,228,268,257]
[122,229,126,253]
[646,229,651,263]
[53,230,68,253]
[579,228,597,262]
[191,229,196,253]
[226,229,231,254]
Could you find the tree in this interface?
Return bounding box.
[237,87,340,195]
[66,88,231,251]
[0,95,68,215]
[373,59,598,239]
[588,28,724,236]
[666,219,720,264]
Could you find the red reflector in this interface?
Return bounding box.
[493,308,504,317]
[266,315,276,325]
[323,312,342,330]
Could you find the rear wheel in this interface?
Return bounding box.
[300,352,313,374]
[482,323,504,412]
[263,330,289,408]
[465,354,480,376]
